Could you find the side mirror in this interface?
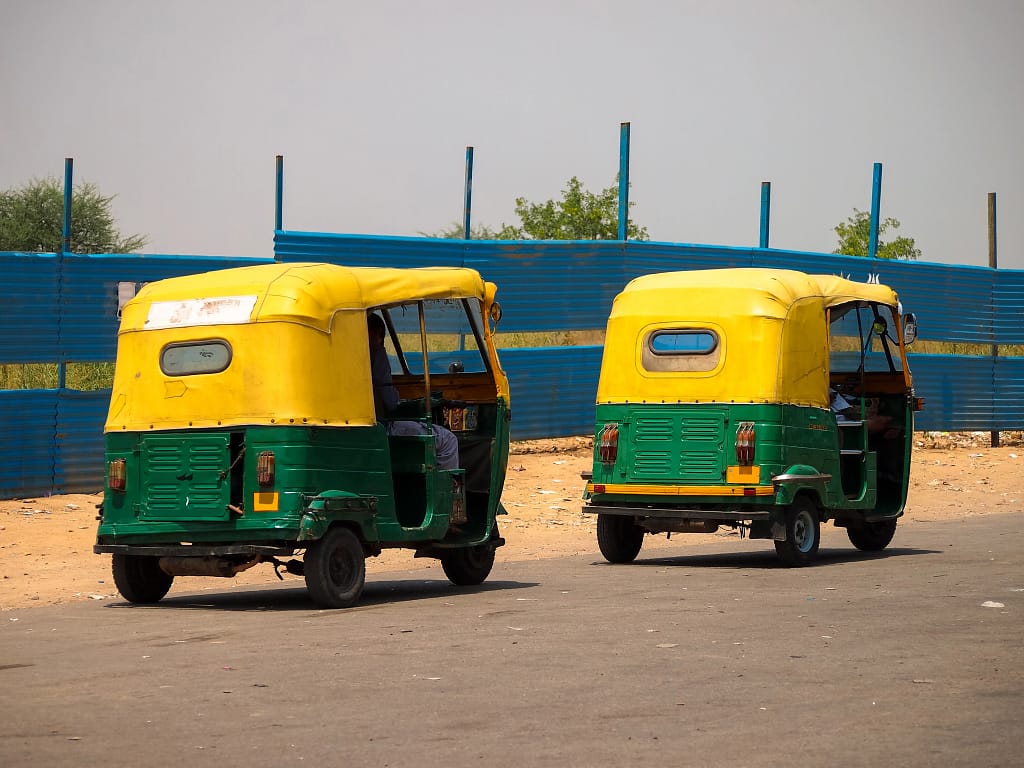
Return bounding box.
[488,301,503,328]
[902,313,918,345]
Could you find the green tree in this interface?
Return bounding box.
[424,176,649,242]
[0,177,148,253]
[421,222,505,240]
[501,176,648,241]
[833,208,920,260]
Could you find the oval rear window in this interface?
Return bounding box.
[161,340,232,375]
[649,330,717,355]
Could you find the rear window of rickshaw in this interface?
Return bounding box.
[160,340,232,376]
[641,328,721,373]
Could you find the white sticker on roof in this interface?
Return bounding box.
[145,295,258,329]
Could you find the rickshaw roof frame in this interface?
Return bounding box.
[119,262,496,335]
[613,268,900,320]
[598,268,909,409]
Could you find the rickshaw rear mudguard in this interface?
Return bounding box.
[771,466,832,508]
[299,491,378,542]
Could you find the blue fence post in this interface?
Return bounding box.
[868,162,882,259]
[759,181,771,248]
[463,146,474,240]
[275,155,284,232]
[618,122,630,241]
[989,191,999,447]
[58,158,73,390]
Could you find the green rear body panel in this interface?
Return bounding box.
[590,400,910,522]
[99,401,510,550]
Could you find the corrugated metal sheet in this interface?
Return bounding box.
[994,356,1024,429]
[0,253,59,363]
[1,238,1023,499]
[907,355,995,431]
[625,241,754,277]
[274,231,469,268]
[60,253,271,362]
[467,241,625,331]
[55,389,109,493]
[499,346,603,440]
[875,260,994,345]
[0,390,57,498]
[994,270,1024,345]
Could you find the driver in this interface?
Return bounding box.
[368,312,460,471]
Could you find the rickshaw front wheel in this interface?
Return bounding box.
[847,519,897,551]
[597,514,644,564]
[774,497,820,567]
[441,543,495,586]
[112,554,174,604]
[304,526,366,608]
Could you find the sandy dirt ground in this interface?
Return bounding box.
[1,433,1021,611]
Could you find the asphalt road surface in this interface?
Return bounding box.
[2,515,1021,767]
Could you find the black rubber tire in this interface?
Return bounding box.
[847,519,897,551]
[111,554,174,604]
[304,527,366,608]
[441,544,496,586]
[774,497,820,567]
[597,514,644,564]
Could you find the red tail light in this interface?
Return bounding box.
[108,458,127,492]
[735,422,756,466]
[256,451,276,487]
[599,423,619,465]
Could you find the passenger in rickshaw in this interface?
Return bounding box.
[367,312,460,470]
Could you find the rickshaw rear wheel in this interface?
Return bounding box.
[774,497,820,567]
[847,519,897,551]
[304,526,366,608]
[597,514,644,563]
[112,554,174,604]
[441,544,495,586]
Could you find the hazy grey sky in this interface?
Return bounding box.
[2,0,1022,268]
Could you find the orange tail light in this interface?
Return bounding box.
[735,422,756,466]
[256,451,276,487]
[108,458,127,491]
[599,423,619,465]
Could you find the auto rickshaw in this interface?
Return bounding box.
[96,262,510,607]
[583,267,922,566]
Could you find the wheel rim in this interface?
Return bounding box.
[328,547,358,589]
[465,548,489,569]
[793,510,816,553]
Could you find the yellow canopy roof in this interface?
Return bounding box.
[107,262,505,432]
[119,262,493,334]
[614,268,899,319]
[598,268,902,408]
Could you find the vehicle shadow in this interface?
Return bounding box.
[595,545,943,570]
[104,577,537,613]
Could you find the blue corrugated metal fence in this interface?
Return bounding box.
[1,238,1022,498]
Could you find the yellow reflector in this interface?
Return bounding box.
[252,491,279,512]
[727,465,761,484]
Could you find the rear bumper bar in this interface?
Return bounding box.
[582,505,770,521]
[94,543,297,557]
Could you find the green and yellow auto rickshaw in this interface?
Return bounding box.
[96,262,510,607]
[583,267,922,566]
